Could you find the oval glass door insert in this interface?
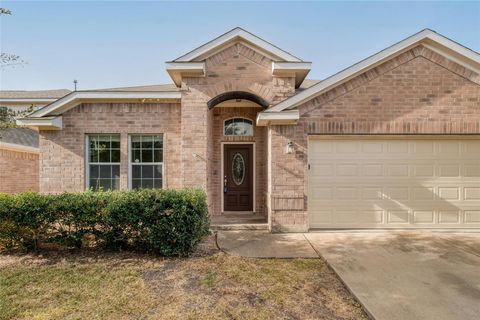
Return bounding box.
[232,153,245,185]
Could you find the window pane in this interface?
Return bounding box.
[132,136,141,149]
[111,149,120,163]
[153,136,163,149]
[225,123,234,135]
[141,136,153,149]
[154,165,162,179]
[99,179,112,191]
[90,165,99,178]
[89,136,98,150]
[99,165,112,179]
[142,179,153,189]
[154,179,163,188]
[112,165,120,179]
[90,149,98,162]
[224,118,253,136]
[97,136,110,150]
[142,149,153,162]
[132,165,141,179]
[132,149,141,163]
[132,179,142,190]
[154,149,163,162]
[98,149,110,162]
[111,136,120,149]
[89,179,99,191]
[142,165,154,179]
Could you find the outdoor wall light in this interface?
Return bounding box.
[286,141,294,154]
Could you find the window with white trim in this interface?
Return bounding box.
[87,134,120,191]
[129,135,163,189]
[224,118,253,136]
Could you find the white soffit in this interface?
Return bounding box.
[267,29,480,113]
[272,62,312,87]
[173,27,303,62]
[16,116,63,130]
[256,110,299,126]
[28,91,182,118]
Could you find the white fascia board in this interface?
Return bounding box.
[174,27,302,62]
[165,62,206,87]
[256,110,299,126]
[272,62,312,72]
[0,98,57,104]
[0,141,39,154]
[16,116,63,130]
[267,29,480,112]
[29,91,182,117]
[165,62,205,71]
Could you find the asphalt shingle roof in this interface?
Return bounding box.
[0,89,71,99]
[0,128,39,148]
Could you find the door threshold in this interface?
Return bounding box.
[222,211,255,215]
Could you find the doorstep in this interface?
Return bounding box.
[210,213,269,231]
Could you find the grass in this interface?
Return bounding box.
[0,236,368,320]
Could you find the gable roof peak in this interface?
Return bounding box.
[263,28,480,115]
[172,27,303,63]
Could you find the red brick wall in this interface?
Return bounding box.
[39,103,181,193]
[0,149,39,193]
[270,45,480,231]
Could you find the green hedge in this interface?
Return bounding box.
[0,189,210,255]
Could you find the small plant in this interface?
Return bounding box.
[202,269,216,288]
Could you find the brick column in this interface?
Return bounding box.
[180,87,209,189]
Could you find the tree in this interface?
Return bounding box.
[0,8,26,68]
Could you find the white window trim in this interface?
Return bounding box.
[128,134,165,190]
[85,134,121,191]
[223,117,254,137]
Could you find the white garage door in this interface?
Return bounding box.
[308,138,480,229]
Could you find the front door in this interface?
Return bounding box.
[223,144,253,211]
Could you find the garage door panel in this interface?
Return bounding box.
[308,138,480,229]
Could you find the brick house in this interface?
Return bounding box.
[1,90,70,194]
[18,28,480,232]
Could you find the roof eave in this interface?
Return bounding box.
[165,62,206,87]
[28,91,182,118]
[16,116,63,130]
[256,110,299,126]
[272,62,312,88]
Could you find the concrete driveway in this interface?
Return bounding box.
[305,231,480,320]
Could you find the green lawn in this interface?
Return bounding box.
[0,237,367,320]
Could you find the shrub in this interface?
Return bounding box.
[0,189,209,255]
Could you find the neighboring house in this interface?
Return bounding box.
[0,128,39,193]
[0,90,69,194]
[0,89,71,113]
[17,28,480,232]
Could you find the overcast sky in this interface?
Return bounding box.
[1,1,479,91]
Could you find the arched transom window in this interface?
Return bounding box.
[224,118,253,136]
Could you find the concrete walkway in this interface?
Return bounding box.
[216,231,317,258]
[217,230,480,320]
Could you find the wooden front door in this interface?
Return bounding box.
[223,144,254,211]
